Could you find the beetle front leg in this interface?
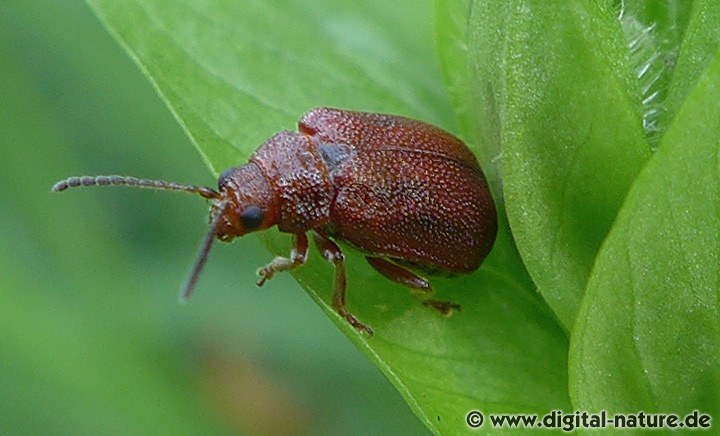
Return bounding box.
[256,233,309,286]
[365,257,460,315]
[313,233,373,336]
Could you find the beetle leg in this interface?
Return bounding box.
[365,257,460,316]
[256,233,309,286]
[313,233,373,336]
[366,257,432,292]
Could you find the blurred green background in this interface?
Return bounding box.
[0,1,429,434]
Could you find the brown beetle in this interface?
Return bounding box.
[53,108,497,335]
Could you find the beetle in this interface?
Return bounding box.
[52,108,497,335]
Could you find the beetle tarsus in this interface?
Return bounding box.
[255,233,309,287]
[256,260,285,286]
[340,308,374,336]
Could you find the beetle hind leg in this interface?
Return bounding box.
[365,257,460,316]
[256,233,309,286]
[313,233,373,336]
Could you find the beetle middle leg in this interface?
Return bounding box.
[313,233,373,336]
[365,257,460,315]
[256,233,309,286]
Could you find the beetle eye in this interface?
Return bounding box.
[240,205,264,230]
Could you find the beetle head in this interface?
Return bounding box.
[213,163,277,241]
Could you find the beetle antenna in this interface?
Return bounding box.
[52,175,219,199]
[179,201,228,302]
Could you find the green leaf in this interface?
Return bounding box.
[661,1,720,135]
[570,48,720,416]
[434,0,495,182]
[87,0,570,432]
[460,1,651,330]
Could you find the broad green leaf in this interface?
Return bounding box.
[661,1,720,134]
[570,48,720,417]
[87,0,570,432]
[434,0,498,184]
[461,1,651,330]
